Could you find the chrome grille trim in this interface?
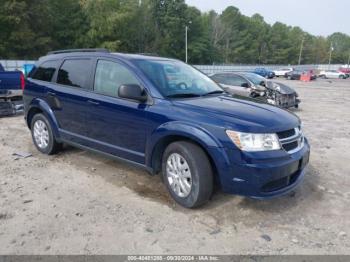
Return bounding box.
[279,127,304,154]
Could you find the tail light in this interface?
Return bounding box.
[20,73,25,90]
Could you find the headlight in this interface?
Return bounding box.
[226,130,281,152]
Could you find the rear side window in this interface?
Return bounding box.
[94,60,139,97]
[211,74,225,83]
[31,60,60,82]
[57,59,92,89]
[222,75,247,86]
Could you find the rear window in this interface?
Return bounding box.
[31,60,60,82]
[57,59,92,89]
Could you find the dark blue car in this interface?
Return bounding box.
[23,49,310,208]
[253,68,275,79]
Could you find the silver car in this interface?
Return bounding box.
[210,72,300,109]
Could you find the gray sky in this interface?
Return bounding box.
[186,0,350,36]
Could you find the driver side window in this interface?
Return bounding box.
[94,60,140,97]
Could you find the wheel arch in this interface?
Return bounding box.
[146,122,223,179]
[26,98,61,140]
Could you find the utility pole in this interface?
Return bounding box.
[298,37,305,65]
[185,21,192,64]
[328,42,334,69]
[185,25,188,63]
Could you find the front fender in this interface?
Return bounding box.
[26,98,61,141]
[145,121,225,168]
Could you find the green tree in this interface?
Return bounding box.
[328,33,350,64]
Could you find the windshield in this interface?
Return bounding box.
[134,59,223,98]
[242,73,266,85]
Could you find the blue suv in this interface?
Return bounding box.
[24,49,310,208]
[253,68,275,79]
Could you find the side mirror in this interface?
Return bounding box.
[241,83,250,88]
[118,84,147,102]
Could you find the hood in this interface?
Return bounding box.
[172,94,300,133]
[265,81,296,95]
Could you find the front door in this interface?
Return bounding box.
[84,59,148,164]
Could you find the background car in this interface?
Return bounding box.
[285,70,303,80]
[273,67,293,77]
[285,70,317,80]
[319,70,347,79]
[210,72,266,98]
[339,67,350,78]
[253,68,275,79]
[0,63,25,116]
[210,72,300,108]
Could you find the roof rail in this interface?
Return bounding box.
[138,53,159,57]
[47,48,109,55]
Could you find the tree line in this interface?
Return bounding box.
[1,0,350,65]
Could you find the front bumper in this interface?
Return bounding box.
[275,94,300,108]
[215,139,310,199]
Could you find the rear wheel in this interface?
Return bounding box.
[31,113,62,155]
[162,141,213,208]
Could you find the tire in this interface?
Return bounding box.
[31,113,62,155]
[162,141,213,208]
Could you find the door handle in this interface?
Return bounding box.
[47,91,56,97]
[87,99,99,106]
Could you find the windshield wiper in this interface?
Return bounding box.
[202,90,225,96]
[166,93,202,98]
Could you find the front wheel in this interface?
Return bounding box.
[162,141,213,208]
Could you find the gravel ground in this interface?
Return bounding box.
[0,78,349,255]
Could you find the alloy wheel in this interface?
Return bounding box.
[166,153,192,198]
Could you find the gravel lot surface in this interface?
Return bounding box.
[0,79,349,255]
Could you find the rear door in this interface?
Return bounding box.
[84,58,148,164]
[49,58,95,143]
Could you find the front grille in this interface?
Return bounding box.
[282,141,298,151]
[278,127,304,153]
[277,129,295,139]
